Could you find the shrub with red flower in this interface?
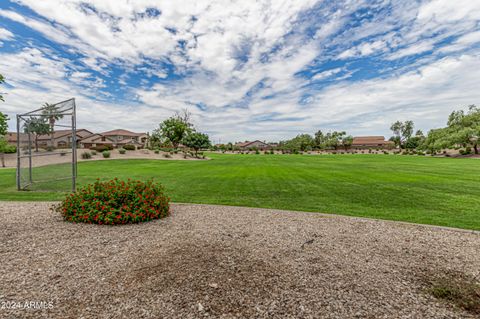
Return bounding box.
[57,178,170,225]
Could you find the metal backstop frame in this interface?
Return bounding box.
[16,98,77,192]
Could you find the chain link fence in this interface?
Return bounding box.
[16,98,77,192]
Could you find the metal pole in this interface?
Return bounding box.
[71,99,77,192]
[16,115,20,191]
[28,125,32,184]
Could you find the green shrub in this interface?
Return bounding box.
[459,149,466,155]
[2,144,17,153]
[118,148,126,154]
[45,146,55,152]
[90,145,113,152]
[81,152,92,159]
[465,147,472,154]
[102,151,110,158]
[91,150,97,155]
[383,151,389,155]
[163,153,172,158]
[255,150,260,154]
[123,144,136,151]
[56,178,170,225]
[154,149,160,154]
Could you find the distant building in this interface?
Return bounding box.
[100,129,149,148]
[235,140,270,150]
[79,129,149,149]
[352,136,395,149]
[7,129,93,148]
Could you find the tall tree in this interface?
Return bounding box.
[0,73,5,102]
[324,131,346,150]
[342,135,353,151]
[182,131,211,157]
[314,130,325,149]
[390,120,415,148]
[0,108,9,168]
[153,111,193,149]
[423,105,480,154]
[23,117,50,152]
[0,111,8,136]
[42,102,64,148]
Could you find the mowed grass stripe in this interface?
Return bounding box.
[0,153,479,230]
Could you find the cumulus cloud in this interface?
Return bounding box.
[0,0,479,141]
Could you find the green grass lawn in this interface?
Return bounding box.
[1,153,479,230]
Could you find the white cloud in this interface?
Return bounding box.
[1,0,480,141]
[0,27,14,40]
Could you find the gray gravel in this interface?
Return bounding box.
[1,201,479,319]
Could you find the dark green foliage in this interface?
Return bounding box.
[119,148,126,154]
[81,152,92,159]
[182,132,211,157]
[102,151,110,158]
[56,178,170,225]
[123,144,135,150]
[90,145,113,152]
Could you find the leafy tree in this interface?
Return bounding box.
[281,134,314,152]
[0,111,8,136]
[447,105,479,154]
[153,111,193,149]
[390,120,415,148]
[42,102,64,148]
[423,105,480,154]
[23,117,50,152]
[0,74,5,102]
[324,131,346,150]
[342,135,353,151]
[314,130,325,149]
[0,110,9,167]
[182,132,211,157]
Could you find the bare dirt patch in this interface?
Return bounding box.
[1,202,479,318]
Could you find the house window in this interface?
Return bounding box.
[101,137,106,141]
[117,136,123,140]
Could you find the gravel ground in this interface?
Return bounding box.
[1,202,479,319]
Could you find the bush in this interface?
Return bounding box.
[91,150,97,155]
[163,153,172,158]
[102,151,110,158]
[154,149,160,154]
[123,144,136,151]
[383,151,389,155]
[465,147,472,154]
[56,178,170,225]
[459,149,466,155]
[2,144,17,153]
[118,148,126,154]
[255,150,260,154]
[45,146,55,152]
[81,152,92,159]
[90,145,113,152]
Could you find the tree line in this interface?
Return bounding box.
[278,131,354,152]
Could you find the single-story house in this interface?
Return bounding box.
[235,140,270,150]
[351,136,395,149]
[7,129,93,148]
[37,129,93,148]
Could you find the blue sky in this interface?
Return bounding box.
[0,0,479,142]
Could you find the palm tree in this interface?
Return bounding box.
[41,103,64,149]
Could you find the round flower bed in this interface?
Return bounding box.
[57,178,170,225]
